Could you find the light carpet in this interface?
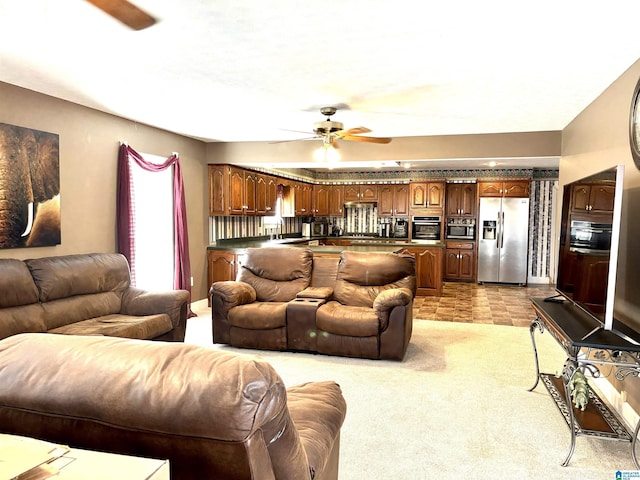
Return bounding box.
[185,311,636,479]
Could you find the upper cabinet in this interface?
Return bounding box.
[313,184,331,217]
[445,183,476,217]
[256,173,278,216]
[329,185,344,216]
[478,180,530,198]
[570,182,615,214]
[208,164,228,216]
[410,181,445,209]
[344,184,378,203]
[379,184,410,217]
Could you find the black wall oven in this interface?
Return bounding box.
[570,220,612,252]
[411,216,441,241]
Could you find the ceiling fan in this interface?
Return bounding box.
[305,106,393,148]
[84,0,157,30]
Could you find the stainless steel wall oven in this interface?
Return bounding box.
[411,216,441,241]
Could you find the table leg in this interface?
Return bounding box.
[529,318,544,392]
[561,362,579,467]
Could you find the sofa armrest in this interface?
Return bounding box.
[297,286,334,300]
[373,288,413,318]
[122,288,190,326]
[209,281,256,306]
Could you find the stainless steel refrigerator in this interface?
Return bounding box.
[477,197,529,284]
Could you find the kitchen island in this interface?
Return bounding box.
[207,236,444,297]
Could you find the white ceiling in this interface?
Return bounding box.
[2,0,640,171]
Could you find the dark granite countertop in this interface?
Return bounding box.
[207,236,444,252]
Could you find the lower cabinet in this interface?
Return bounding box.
[445,241,475,281]
[399,246,444,296]
[207,249,243,305]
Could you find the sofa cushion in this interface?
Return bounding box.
[229,302,287,329]
[26,253,130,303]
[40,292,124,330]
[333,251,416,307]
[237,247,312,302]
[0,304,47,340]
[316,301,380,337]
[0,259,40,308]
[48,313,173,339]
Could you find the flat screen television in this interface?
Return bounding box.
[554,164,625,336]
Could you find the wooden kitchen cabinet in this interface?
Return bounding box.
[570,182,615,214]
[344,184,378,203]
[410,182,445,209]
[398,246,444,296]
[313,184,331,216]
[329,185,344,216]
[446,183,476,217]
[256,173,278,216]
[478,180,530,198]
[444,241,475,281]
[294,182,313,216]
[208,164,228,216]
[207,249,242,305]
[379,184,410,217]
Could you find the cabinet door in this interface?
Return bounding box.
[410,183,427,208]
[228,167,245,215]
[445,184,460,216]
[478,181,503,197]
[426,182,444,208]
[243,171,257,215]
[344,185,360,202]
[313,184,330,216]
[415,247,443,294]
[571,185,591,212]
[459,250,475,279]
[378,185,395,217]
[208,164,229,216]
[445,249,461,278]
[255,174,268,215]
[266,176,278,216]
[459,184,476,216]
[360,185,378,202]
[329,185,344,216]
[503,180,530,198]
[589,185,615,212]
[207,250,238,304]
[394,184,410,216]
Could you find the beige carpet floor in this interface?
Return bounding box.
[185,305,637,479]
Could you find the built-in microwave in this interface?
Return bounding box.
[446,218,476,240]
[411,216,442,241]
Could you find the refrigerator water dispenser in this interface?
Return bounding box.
[482,220,496,240]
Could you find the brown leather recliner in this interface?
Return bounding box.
[211,247,313,350]
[315,250,416,360]
[210,247,416,360]
[0,333,347,480]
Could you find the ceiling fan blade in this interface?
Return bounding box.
[84,0,157,30]
[340,127,372,136]
[341,135,392,144]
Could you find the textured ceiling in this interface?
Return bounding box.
[1,0,640,170]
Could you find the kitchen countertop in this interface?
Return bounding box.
[208,236,445,251]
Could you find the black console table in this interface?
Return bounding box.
[529,297,640,467]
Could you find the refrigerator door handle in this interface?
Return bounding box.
[498,211,505,249]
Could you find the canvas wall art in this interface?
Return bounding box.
[0,122,60,249]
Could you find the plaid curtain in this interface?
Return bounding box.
[116,143,194,317]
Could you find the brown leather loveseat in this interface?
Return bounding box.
[0,253,189,341]
[0,333,347,479]
[210,246,416,360]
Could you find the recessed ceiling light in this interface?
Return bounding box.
[488,161,498,167]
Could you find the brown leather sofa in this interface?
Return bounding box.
[0,333,347,480]
[0,253,189,341]
[210,247,416,360]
